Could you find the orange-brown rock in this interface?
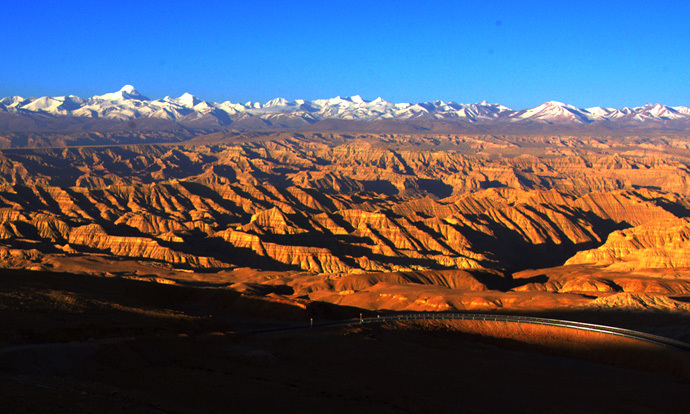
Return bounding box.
[67,224,225,268]
[565,217,690,270]
[584,292,690,312]
[0,132,689,315]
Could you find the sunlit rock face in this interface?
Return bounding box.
[565,217,690,270]
[1,131,690,313]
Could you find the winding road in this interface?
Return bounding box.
[253,312,690,353]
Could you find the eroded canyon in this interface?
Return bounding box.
[1,131,690,325]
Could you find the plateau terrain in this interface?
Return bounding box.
[1,130,690,317]
[2,87,690,412]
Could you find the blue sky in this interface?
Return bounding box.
[1,0,689,109]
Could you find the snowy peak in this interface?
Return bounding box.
[179,92,201,107]
[643,103,684,120]
[349,95,364,104]
[2,86,690,130]
[120,85,137,94]
[164,92,203,108]
[511,101,594,124]
[94,85,149,101]
[264,97,288,107]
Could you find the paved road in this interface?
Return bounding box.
[251,312,690,353]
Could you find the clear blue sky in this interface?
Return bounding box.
[2,0,689,109]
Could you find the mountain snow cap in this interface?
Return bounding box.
[177,92,202,108]
[349,95,364,104]
[120,85,137,94]
[542,100,569,107]
[265,97,289,107]
[95,85,148,101]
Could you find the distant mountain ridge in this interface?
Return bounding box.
[2,85,690,132]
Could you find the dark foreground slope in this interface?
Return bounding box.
[1,268,689,414]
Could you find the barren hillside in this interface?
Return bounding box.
[0,132,688,315]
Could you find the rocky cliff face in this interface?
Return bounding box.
[565,217,690,270]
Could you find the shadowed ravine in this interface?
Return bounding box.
[2,132,690,412]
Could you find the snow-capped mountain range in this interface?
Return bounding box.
[2,85,690,131]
